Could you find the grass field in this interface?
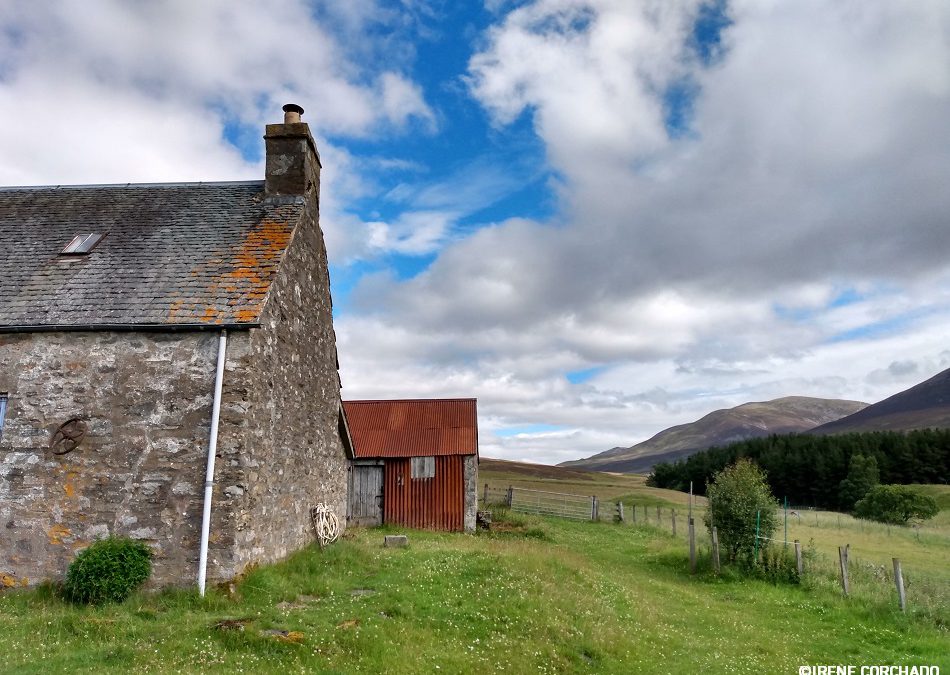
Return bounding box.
[479,457,705,507]
[482,459,950,631]
[482,460,949,552]
[2,466,948,673]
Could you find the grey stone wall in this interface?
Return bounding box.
[464,455,478,532]
[0,330,218,587]
[208,207,349,579]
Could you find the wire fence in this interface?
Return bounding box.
[479,485,949,617]
[481,484,511,507]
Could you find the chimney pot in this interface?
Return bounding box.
[282,103,304,124]
[264,103,320,201]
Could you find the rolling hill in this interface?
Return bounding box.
[811,366,950,434]
[560,396,868,474]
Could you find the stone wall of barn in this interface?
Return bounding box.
[464,455,478,532]
[209,202,350,579]
[0,330,218,588]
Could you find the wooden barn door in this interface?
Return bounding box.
[350,464,384,525]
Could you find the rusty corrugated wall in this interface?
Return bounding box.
[384,455,465,531]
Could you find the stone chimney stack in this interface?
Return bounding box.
[264,103,321,203]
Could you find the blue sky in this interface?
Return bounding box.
[1,1,949,463]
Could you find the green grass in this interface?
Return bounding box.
[909,484,950,511]
[1,507,947,674]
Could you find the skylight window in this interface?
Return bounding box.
[61,233,105,255]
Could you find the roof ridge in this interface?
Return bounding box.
[0,179,264,192]
[344,398,477,403]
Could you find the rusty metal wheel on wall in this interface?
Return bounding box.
[49,418,87,455]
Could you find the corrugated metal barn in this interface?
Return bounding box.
[343,399,479,532]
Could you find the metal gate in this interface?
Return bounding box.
[350,463,384,525]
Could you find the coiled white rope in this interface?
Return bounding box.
[310,503,340,547]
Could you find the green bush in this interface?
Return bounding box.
[63,537,152,605]
[854,485,939,525]
[704,458,778,563]
[755,545,800,584]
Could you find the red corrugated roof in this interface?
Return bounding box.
[342,399,478,458]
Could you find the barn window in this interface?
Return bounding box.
[410,456,435,479]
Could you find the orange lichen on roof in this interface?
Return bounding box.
[168,216,296,324]
[234,307,260,322]
[223,219,292,287]
[167,299,185,320]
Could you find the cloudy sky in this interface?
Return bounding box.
[1,1,949,464]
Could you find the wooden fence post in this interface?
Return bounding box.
[656,505,661,525]
[483,483,489,505]
[632,502,637,524]
[838,546,850,597]
[617,501,625,523]
[590,496,597,521]
[893,558,906,612]
[794,540,803,576]
[688,517,696,574]
[506,486,513,508]
[671,509,677,537]
[711,526,720,574]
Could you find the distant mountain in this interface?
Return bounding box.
[560,396,868,474]
[811,367,950,434]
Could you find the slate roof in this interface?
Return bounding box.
[0,181,304,329]
[342,399,479,458]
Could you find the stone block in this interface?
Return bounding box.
[383,535,408,548]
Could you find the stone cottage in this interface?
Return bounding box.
[0,105,351,590]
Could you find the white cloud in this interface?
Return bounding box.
[338,0,950,464]
[0,78,249,185]
[3,1,949,466]
[0,1,436,173]
[378,72,436,130]
[0,0,437,265]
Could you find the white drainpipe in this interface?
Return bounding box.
[198,330,228,596]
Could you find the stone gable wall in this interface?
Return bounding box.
[206,205,349,580]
